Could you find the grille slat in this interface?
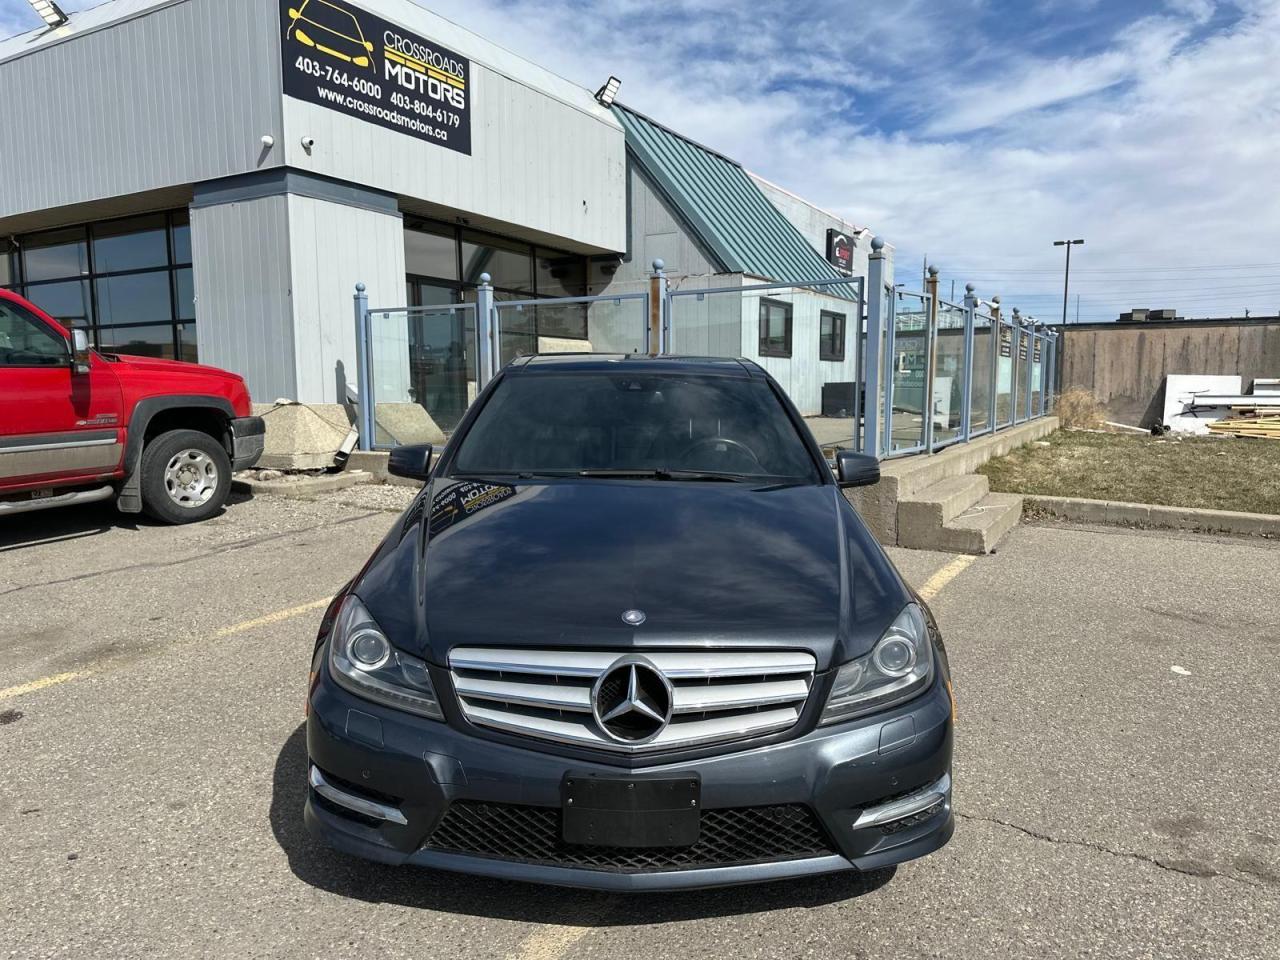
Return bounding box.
[425,801,835,872]
[449,647,816,753]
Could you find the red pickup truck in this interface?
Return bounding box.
[1,289,264,524]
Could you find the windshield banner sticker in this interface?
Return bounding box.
[281,0,472,155]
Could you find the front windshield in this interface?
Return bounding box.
[452,372,821,482]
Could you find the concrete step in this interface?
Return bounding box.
[939,493,1025,555]
[899,474,991,536]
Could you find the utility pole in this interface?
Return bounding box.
[1053,239,1084,326]
[1075,293,1080,324]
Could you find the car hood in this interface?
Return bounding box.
[102,352,246,384]
[356,478,912,672]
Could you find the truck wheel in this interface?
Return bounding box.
[140,429,232,524]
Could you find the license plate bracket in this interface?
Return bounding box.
[562,774,700,848]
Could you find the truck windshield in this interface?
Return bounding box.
[452,372,821,483]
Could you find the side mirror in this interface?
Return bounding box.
[835,451,880,488]
[388,443,434,482]
[70,328,92,375]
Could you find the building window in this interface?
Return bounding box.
[758,299,792,358]
[402,218,591,353]
[820,310,846,361]
[7,210,195,362]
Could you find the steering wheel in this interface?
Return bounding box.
[678,436,765,472]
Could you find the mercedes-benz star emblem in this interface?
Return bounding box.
[621,609,646,626]
[591,657,673,744]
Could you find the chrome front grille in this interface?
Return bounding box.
[448,648,816,753]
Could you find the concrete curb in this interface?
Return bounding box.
[1024,495,1280,538]
[232,470,375,498]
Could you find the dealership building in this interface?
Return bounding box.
[0,0,892,424]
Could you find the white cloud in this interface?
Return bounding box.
[420,0,1280,321]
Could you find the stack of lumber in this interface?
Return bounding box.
[1206,412,1280,438]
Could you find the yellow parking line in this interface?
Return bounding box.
[0,671,86,701]
[1,598,333,701]
[917,555,977,602]
[513,926,594,960]
[214,597,333,638]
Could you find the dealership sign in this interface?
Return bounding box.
[280,0,472,155]
[826,230,854,273]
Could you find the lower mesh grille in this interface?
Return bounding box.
[424,801,835,872]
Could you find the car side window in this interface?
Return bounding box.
[0,301,69,367]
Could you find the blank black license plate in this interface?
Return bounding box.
[562,774,700,848]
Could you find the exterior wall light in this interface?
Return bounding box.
[594,76,621,107]
[29,0,69,28]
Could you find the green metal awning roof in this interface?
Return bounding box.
[614,105,846,285]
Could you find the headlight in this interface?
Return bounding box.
[821,603,934,725]
[327,594,444,721]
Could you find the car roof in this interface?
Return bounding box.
[508,354,763,377]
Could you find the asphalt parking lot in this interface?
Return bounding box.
[2,488,1277,959]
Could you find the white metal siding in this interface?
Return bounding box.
[0,0,283,221]
[190,194,297,401]
[286,195,407,404]
[282,67,625,253]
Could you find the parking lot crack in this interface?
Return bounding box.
[957,812,1269,888]
[0,512,383,599]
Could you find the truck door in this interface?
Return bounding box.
[0,297,125,490]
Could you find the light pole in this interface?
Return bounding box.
[1053,239,1084,326]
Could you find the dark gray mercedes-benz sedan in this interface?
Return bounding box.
[304,355,954,891]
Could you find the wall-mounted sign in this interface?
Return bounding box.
[826,230,854,273]
[999,325,1013,358]
[1033,338,1042,364]
[1018,332,1029,362]
[280,0,472,155]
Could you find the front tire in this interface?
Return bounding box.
[140,429,232,524]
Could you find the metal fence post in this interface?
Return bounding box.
[475,272,495,385]
[649,259,668,354]
[353,282,374,451]
[862,239,887,458]
[961,283,976,441]
[923,265,940,451]
[989,297,1001,431]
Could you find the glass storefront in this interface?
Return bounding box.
[1,211,195,361]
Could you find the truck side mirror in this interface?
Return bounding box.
[388,443,434,482]
[835,451,880,488]
[70,328,92,375]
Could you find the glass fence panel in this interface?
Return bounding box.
[669,279,864,448]
[1031,333,1044,415]
[369,304,478,441]
[970,312,994,435]
[1015,327,1033,423]
[996,322,1015,427]
[932,302,967,447]
[493,296,649,367]
[888,292,929,452]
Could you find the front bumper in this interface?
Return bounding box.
[230,416,266,471]
[305,666,954,891]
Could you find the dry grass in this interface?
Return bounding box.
[1054,389,1104,430]
[979,429,1280,515]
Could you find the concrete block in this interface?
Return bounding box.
[253,402,353,471]
[537,336,593,354]
[373,402,446,446]
[936,493,1024,554]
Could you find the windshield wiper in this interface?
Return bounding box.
[577,469,749,483]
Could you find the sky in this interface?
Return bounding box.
[4,0,1280,322]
